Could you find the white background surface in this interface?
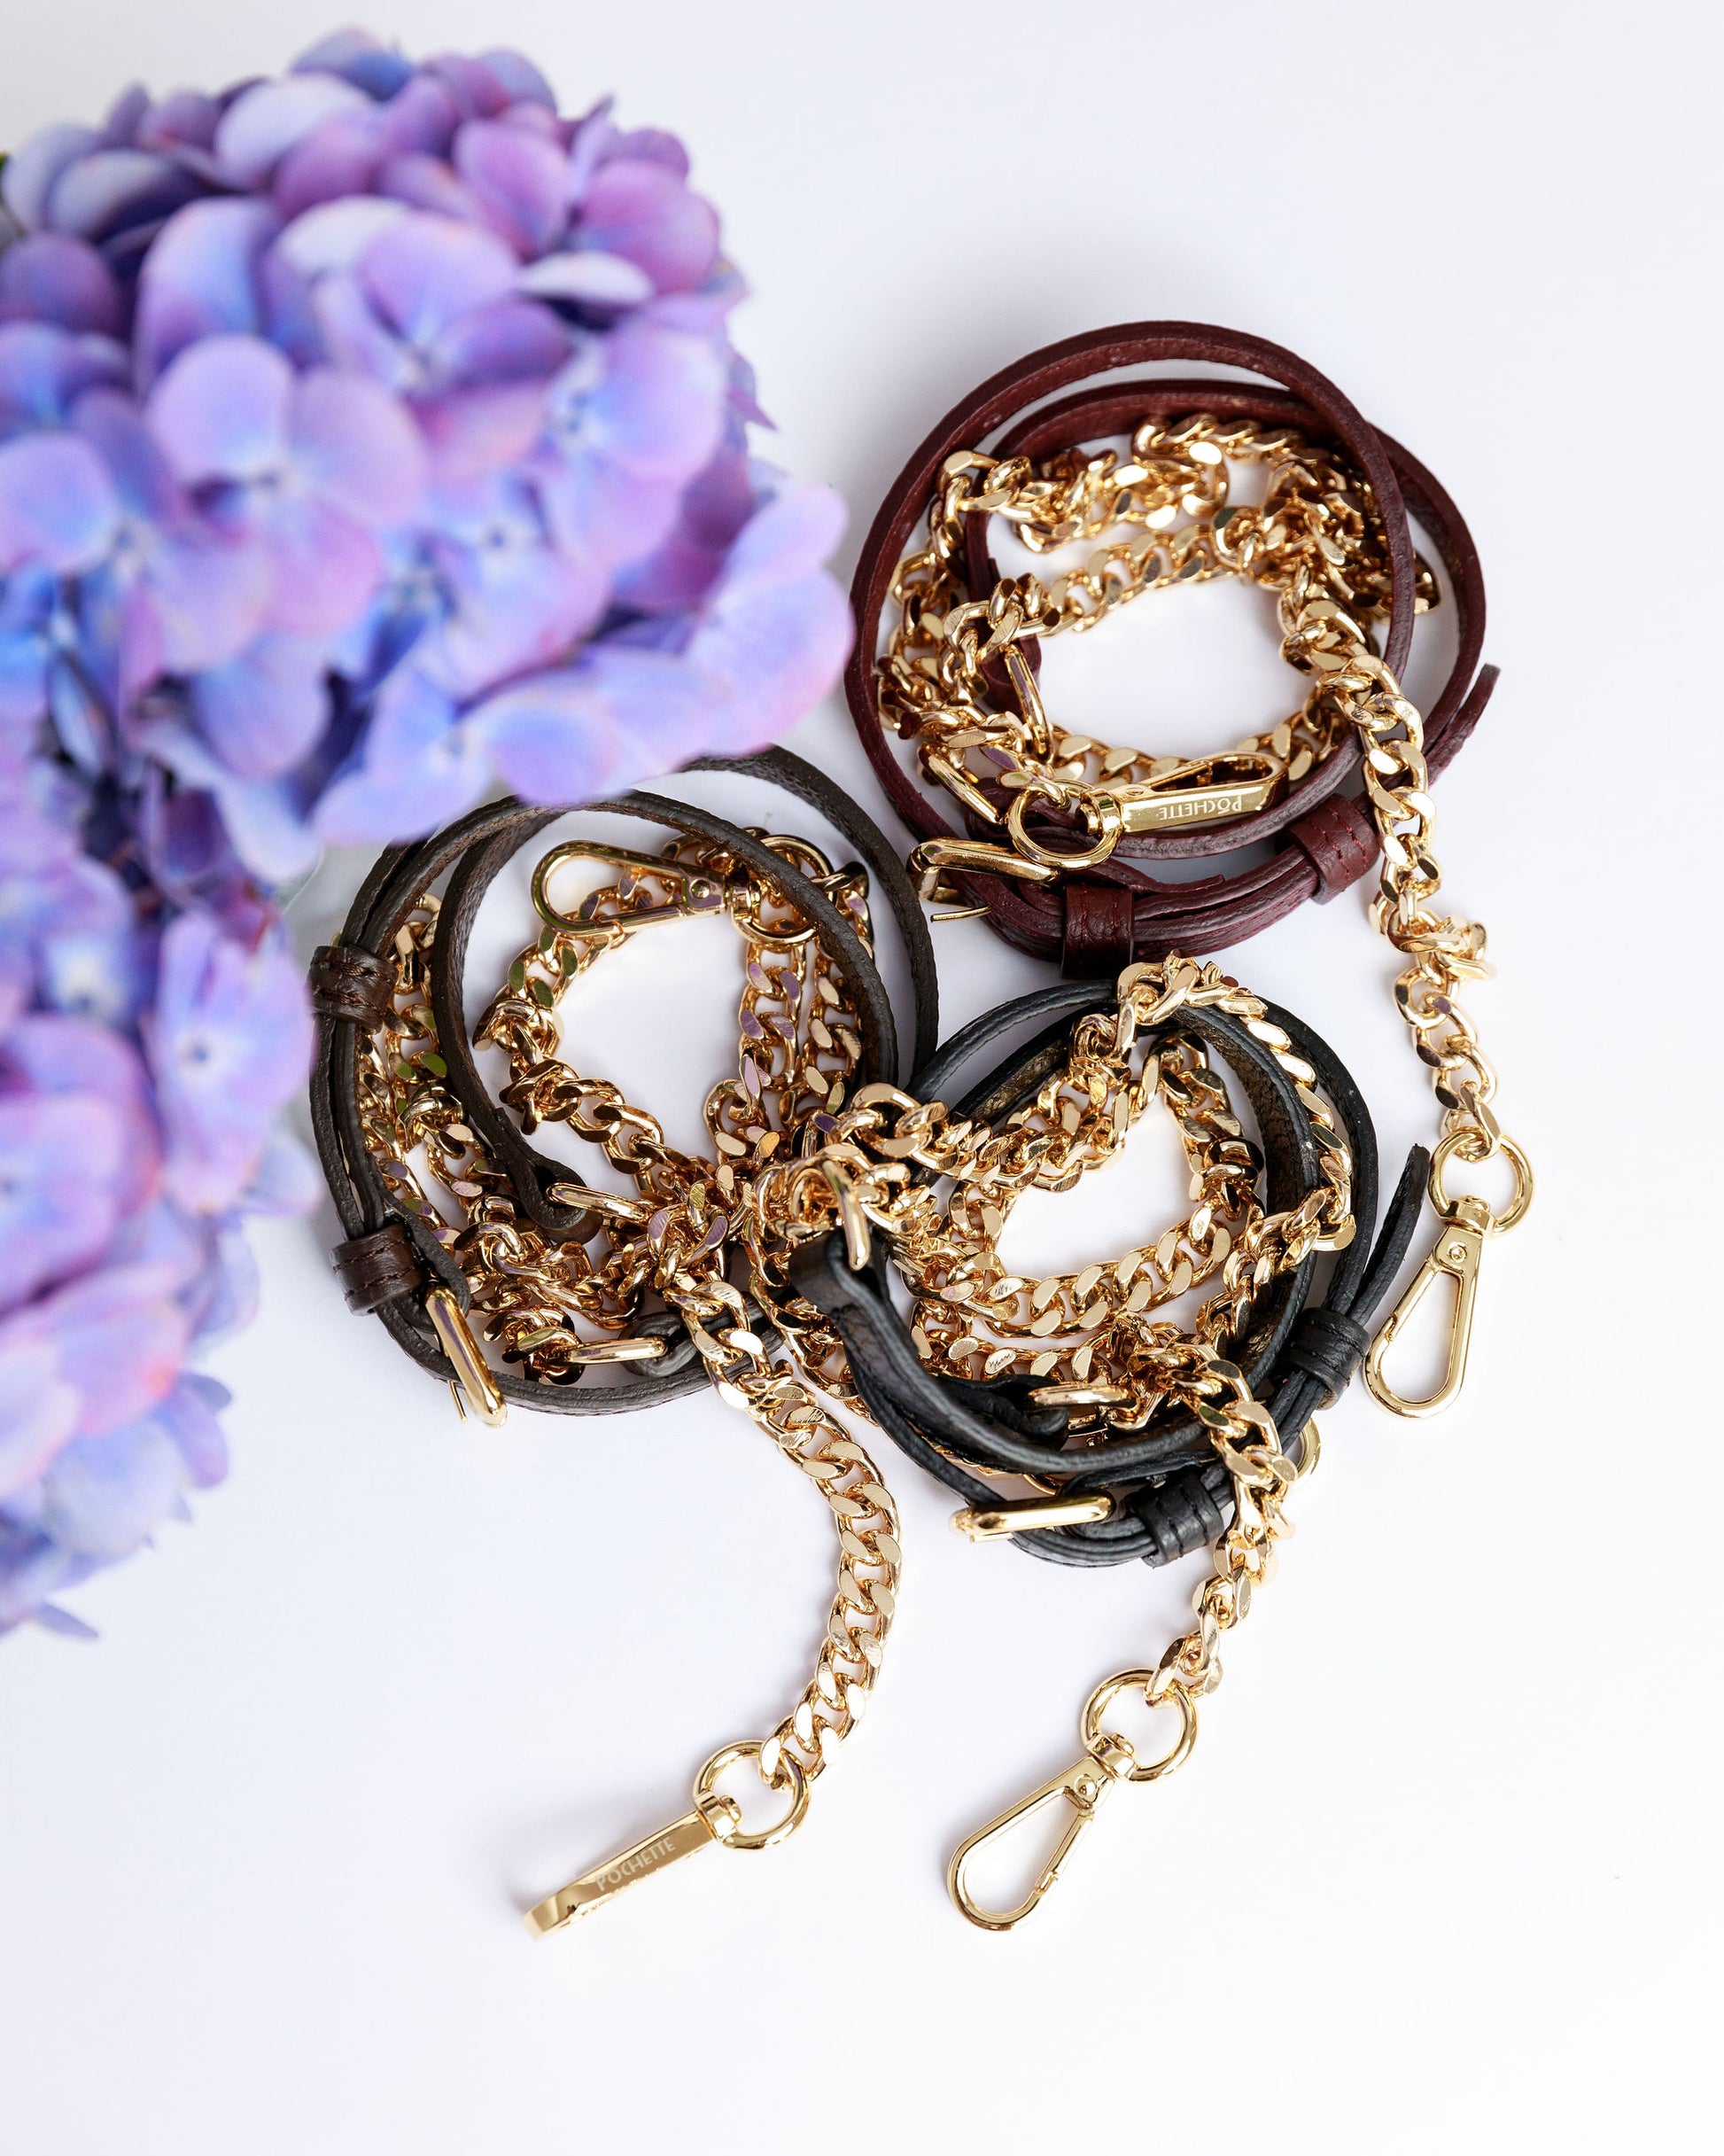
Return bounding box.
[2,4,1719,2152]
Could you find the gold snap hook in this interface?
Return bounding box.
[1364,1131,1532,1419]
[947,1675,1197,1930]
[947,1751,1125,1932]
[531,839,726,936]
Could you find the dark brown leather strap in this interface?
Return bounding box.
[308,751,938,1418]
[844,323,1496,970]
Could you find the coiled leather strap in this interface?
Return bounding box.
[844,323,1495,971]
[309,750,938,1417]
[792,979,1426,1565]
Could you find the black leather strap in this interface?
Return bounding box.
[792,982,1425,1566]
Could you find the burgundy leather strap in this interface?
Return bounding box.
[844,323,1495,969]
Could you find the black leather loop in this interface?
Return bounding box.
[792,981,1427,1567]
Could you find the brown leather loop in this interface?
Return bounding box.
[308,943,395,1029]
[332,1222,424,1312]
[1060,880,1137,977]
[1288,794,1379,900]
[845,323,1495,965]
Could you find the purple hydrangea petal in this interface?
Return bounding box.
[377,76,462,159]
[579,158,719,294]
[144,911,312,1214]
[416,482,605,695]
[146,332,293,483]
[477,643,710,802]
[134,198,279,385]
[260,494,384,636]
[239,1127,319,1217]
[516,250,652,307]
[312,665,487,843]
[680,485,852,744]
[45,150,204,245]
[0,1094,126,1305]
[476,51,559,110]
[3,1010,159,1213]
[537,322,726,569]
[273,195,409,280]
[361,210,518,342]
[0,433,120,572]
[1,124,103,232]
[0,1340,78,1505]
[4,1260,192,1441]
[454,119,570,256]
[272,111,385,220]
[137,720,323,886]
[376,151,488,225]
[214,74,373,187]
[0,322,128,438]
[190,631,330,778]
[610,128,690,178]
[291,366,426,525]
[613,438,753,611]
[136,90,222,156]
[292,30,414,101]
[35,1408,185,1558]
[0,236,124,336]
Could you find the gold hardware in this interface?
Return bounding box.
[819,1158,873,1272]
[424,1287,507,1428]
[998,774,1125,870]
[908,837,1060,887]
[948,1677,1198,1930]
[1114,759,1279,831]
[1365,1131,1533,1418]
[532,839,725,935]
[951,1491,1115,1540]
[525,1741,809,1936]
[946,1364,1307,1931]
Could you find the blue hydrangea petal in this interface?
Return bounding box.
[190,632,330,779]
[0,433,120,573]
[147,331,293,484]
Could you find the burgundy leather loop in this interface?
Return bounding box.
[1060,880,1137,978]
[844,323,1495,969]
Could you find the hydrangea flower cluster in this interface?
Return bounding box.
[0,33,850,1634]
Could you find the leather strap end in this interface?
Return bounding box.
[333,1221,424,1313]
[309,943,396,1029]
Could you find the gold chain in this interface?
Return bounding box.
[881,413,1434,875]
[881,409,1530,1411]
[755,956,1354,1439]
[947,1346,1311,1928]
[355,833,901,1930]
